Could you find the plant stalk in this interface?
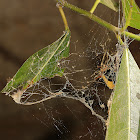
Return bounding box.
[90,0,100,13]
[122,31,140,41]
[57,0,140,41]
[116,34,124,45]
[58,0,118,33]
[57,3,69,30]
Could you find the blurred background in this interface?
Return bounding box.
[0,0,139,140]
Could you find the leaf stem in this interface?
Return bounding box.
[90,0,100,13]
[122,31,140,41]
[116,34,124,45]
[57,3,69,30]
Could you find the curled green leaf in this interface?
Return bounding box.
[1,30,71,95]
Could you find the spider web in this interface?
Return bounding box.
[6,0,140,139]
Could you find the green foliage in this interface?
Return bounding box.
[100,0,118,12]
[2,30,71,94]
[106,48,140,140]
[121,0,140,30]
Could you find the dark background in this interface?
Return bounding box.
[0,0,139,140]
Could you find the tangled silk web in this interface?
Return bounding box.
[11,21,123,119]
[11,26,124,123]
[5,0,139,139]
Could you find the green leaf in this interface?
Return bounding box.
[121,0,140,30]
[100,0,119,12]
[1,30,71,94]
[106,48,140,140]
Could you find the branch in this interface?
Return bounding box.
[57,3,69,30]
[122,31,140,41]
[57,0,140,41]
[57,0,118,33]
